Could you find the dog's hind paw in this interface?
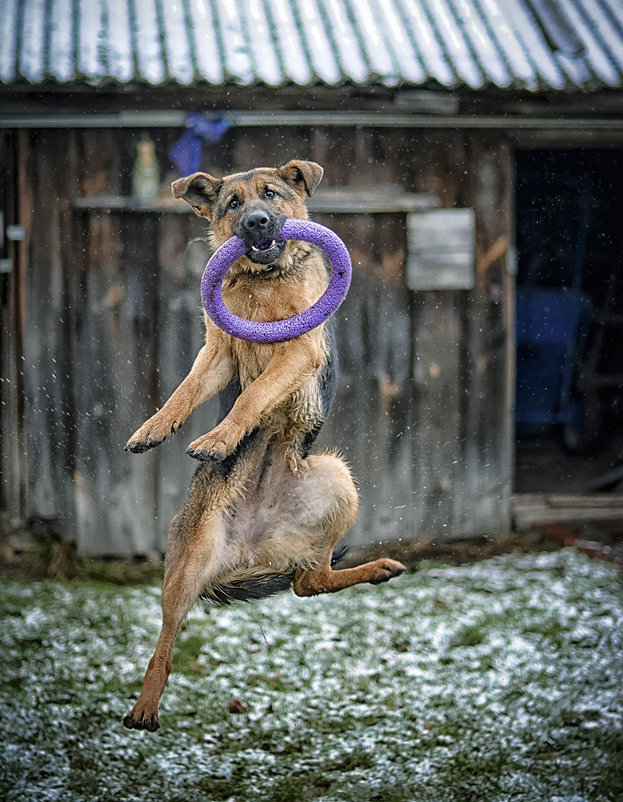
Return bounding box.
[369,559,406,585]
[123,708,160,732]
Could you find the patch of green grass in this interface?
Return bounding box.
[262,772,334,802]
[437,741,515,800]
[246,670,294,692]
[0,549,622,802]
[172,631,207,675]
[368,788,419,802]
[522,617,572,648]
[448,621,487,648]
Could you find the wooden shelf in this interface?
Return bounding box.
[512,493,623,527]
[73,189,441,215]
[73,195,189,213]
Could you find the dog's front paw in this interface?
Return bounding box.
[125,415,182,454]
[186,424,243,462]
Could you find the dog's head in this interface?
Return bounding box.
[172,160,323,268]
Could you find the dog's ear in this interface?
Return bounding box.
[171,172,222,216]
[278,160,324,197]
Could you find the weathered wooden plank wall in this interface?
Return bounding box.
[0,132,25,522]
[17,130,79,528]
[1,123,513,554]
[405,131,514,538]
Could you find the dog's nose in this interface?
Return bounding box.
[244,210,270,235]
[234,207,286,248]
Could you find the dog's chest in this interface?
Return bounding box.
[230,337,324,435]
[233,340,273,390]
[223,277,291,325]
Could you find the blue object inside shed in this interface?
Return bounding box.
[516,288,593,427]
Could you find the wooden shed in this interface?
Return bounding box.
[1,0,623,556]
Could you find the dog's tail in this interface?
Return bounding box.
[201,568,296,606]
[330,543,349,567]
[202,544,350,606]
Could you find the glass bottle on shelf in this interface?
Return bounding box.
[132,136,160,203]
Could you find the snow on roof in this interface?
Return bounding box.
[1,0,622,93]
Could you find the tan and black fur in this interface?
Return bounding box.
[122,160,405,732]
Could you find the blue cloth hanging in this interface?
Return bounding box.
[169,114,232,175]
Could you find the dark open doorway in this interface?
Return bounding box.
[514,149,623,494]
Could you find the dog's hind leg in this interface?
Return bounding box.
[123,499,230,732]
[275,453,406,598]
[293,554,406,597]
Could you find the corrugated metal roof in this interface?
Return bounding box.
[1,0,622,93]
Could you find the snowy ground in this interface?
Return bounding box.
[0,548,622,802]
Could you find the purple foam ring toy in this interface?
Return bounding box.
[200,219,352,344]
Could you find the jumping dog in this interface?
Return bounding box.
[123,160,405,731]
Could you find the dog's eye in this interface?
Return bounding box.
[264,188,276,199]
[228,196,240,210]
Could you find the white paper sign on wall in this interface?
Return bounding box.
[406,208,475,291]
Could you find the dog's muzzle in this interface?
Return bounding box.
[235,207,287,265]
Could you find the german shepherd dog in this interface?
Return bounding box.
[122,160,405,731]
